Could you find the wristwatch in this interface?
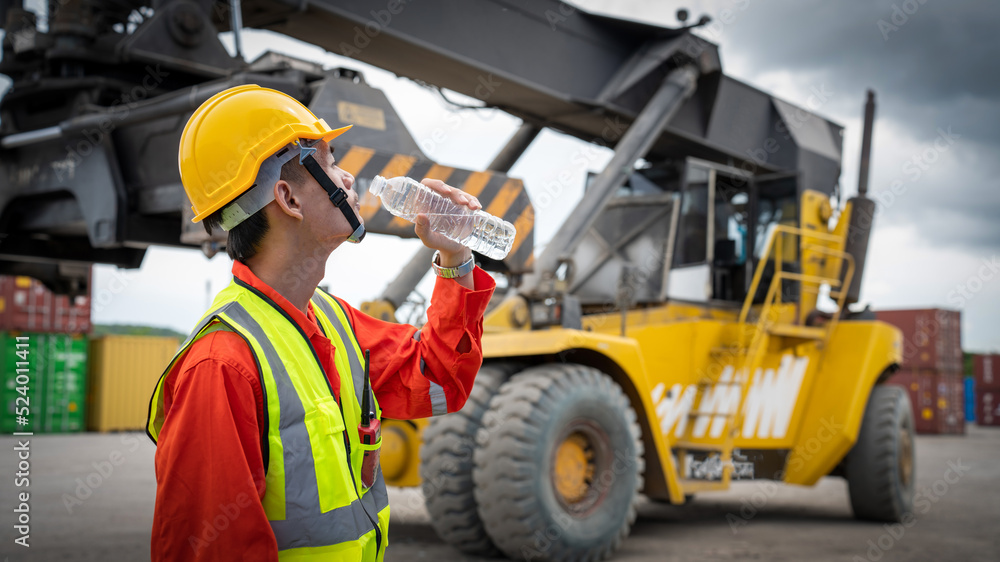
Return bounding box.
[431,250,475,279]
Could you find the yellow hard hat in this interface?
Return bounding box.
[179,84,351,222]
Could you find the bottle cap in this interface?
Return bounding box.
[369,175,387,198]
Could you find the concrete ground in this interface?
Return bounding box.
[0,426,996,561]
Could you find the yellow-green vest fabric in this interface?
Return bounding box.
[147,278,390,560]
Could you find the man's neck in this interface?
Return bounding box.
[245,244,331,314]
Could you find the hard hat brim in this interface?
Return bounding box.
[190,121,352,223]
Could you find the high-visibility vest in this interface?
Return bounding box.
[147,278,390,560]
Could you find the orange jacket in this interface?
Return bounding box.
[151,260,495,561]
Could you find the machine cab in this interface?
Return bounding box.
[666,158,800,307]
[567,157,803,314]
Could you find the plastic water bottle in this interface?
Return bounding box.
[368,175,517,260]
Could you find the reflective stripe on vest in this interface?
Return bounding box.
[310,292,366,407]
[146,281,389,560]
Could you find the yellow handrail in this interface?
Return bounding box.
[677,224,855,492]
[739,224,851,326]
[720,227,852,459]
[773,272,844,287]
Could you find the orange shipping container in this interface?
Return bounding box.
[887,368,964,435]
[875,309,962,371]
[0,274,92,333]
[979,389,1000,427]
[973,354,1000,391]
[87,335,180,432]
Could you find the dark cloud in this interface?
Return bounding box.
[699,0,1000,252]
[718,1,1000,109]
[871,150,1000,253]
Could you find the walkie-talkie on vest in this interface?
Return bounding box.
[359,349,380,489]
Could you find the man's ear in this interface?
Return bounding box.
[273,179,304,220]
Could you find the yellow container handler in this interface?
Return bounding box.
[374,93,910,561]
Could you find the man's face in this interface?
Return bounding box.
[295,140,362,248]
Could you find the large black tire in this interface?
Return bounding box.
[420,363,518,555]
[845,384,916,522]
[473,364,644,562]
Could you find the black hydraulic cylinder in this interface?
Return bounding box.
[857,90,876,197]
[842,90,878,304]
[843,196,875,305]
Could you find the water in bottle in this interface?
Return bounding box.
[368,175,517,260]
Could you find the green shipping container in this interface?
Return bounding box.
[41,335,88,432]
[1,333,46,433]
[1,332,87,433]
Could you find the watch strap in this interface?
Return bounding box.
[432,251,475,279]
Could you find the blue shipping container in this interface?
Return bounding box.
[965,377,975,422]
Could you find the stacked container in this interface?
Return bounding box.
[87,335,180,432]
[878,308,965,434]
[973,354,1000,427]
[964,376,975,423]
[1,332,88,433]
[1,334,45,433]
[0,275,91,333]
[1,273,92,434]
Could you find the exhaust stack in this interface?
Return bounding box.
[842,89,878,305]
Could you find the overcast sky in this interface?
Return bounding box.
[3,1,998,350]
[671,0,1000,351]
[568,0,1000,350]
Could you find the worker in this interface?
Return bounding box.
[145,85,495,561]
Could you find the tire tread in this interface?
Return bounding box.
[845,384,915,522]
[473,364,644,561]
[420,363,520,555]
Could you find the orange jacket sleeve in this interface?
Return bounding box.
[340,267,496,419]
[151,331,276,562]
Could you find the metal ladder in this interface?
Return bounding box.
[672,225,854,494]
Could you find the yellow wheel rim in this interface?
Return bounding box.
[553,432,595,505]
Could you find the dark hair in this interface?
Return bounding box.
[203,158,306,262]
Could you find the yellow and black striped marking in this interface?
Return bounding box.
[335,145,535,274]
